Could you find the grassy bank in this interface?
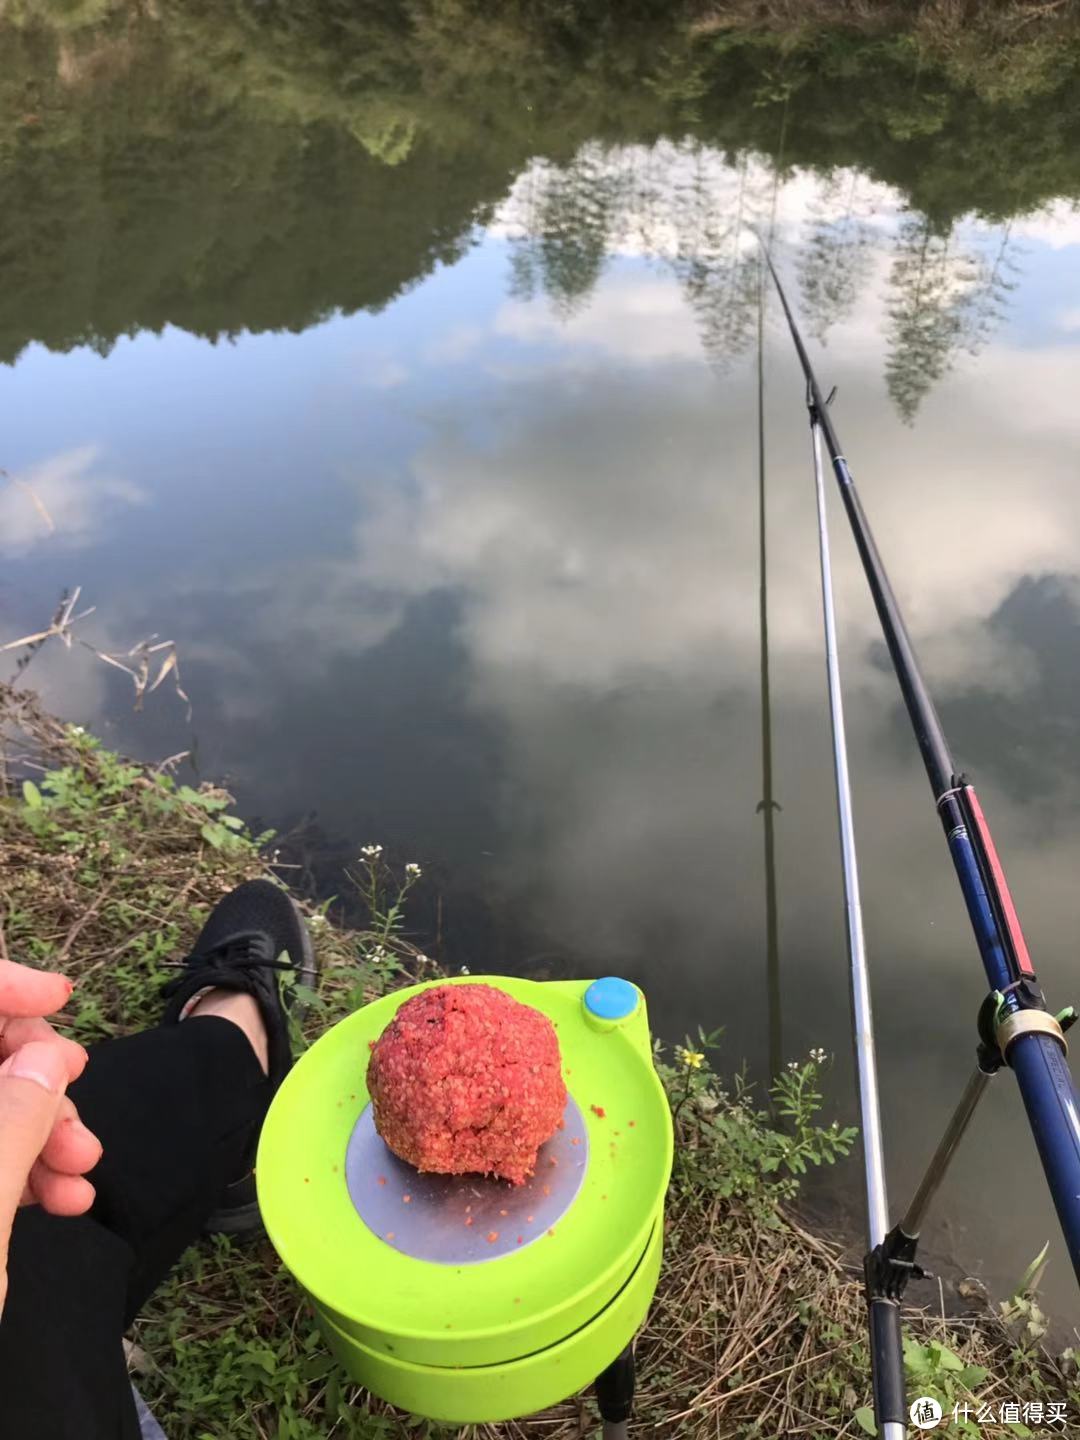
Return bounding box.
[1,681,1076,1438]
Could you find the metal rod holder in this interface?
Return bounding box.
[902,1066,993,1240]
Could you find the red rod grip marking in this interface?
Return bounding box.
[963,785,1036,978]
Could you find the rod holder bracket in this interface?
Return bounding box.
[977,988,1074,1072]
[865,1226,930,1304]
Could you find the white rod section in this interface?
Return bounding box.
[811,419,905,1440]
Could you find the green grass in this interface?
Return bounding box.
[2,681,1077,1438]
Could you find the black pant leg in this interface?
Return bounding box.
[1,1209,141,1440]
[0,1015,271,1439]
[72,1016,271,1318]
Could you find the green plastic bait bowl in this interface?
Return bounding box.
[257,975,673,1424]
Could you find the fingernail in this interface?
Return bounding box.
[0,1050,63,1094]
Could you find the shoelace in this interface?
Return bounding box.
[161,932,296,995]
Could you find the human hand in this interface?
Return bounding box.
[0,961,102,1318]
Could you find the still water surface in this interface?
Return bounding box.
[3,12,1080,1322]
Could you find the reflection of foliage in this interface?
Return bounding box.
[507,148,629,318]
[503,142,776,368]
[674,152,772,369]
[3,0,118,31]
[884,216,1002,423]
[962,223,1021,357]
[0,17,504,365]
[881,217,984,420]
[0,0,1078,368]
[797,172,878,344]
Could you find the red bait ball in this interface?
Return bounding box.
[367,983,567,1185]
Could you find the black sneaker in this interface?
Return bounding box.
[161,878,317,1234]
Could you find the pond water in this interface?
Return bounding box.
[3,5,1080,1323]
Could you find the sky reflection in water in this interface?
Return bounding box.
[4,153,1080,1315]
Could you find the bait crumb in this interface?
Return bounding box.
[377,1175,387,1187]
[547,1227,555,1237]
[499,1208,508,1216]
[526,1214,534,1222]
[542,1184,551,1196]
[548,1157,559,1168]
[513,1297,521,1305]
[570,1136,581,1146]
[331,1164,338,1173]
[590,1105,606,1119]
[303,1177,310,1184]
[601,1194,608,1201]
[465,1216,474,1227]
[350,1094,357,1101]
[628,1120,636,1128]
[386,1232,395,1241]
[516,1235,524,1245]
[403,1194,412,1204]
[487,1231,499,1243]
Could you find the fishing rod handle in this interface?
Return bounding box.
[944,806,1080,1278]
[868,1298,906,1433]
[1012,1032,1080,1280]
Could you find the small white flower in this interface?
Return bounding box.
[70,725,85,736]
[309,914,327,928]
[786,1060,800,1073]
[416,954,430,965]
[360,844,383,858]
[459,965,471,976]
[809,1047,828,1064]
[405,863,422,878]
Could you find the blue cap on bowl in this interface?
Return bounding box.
[584,976,639,1022]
